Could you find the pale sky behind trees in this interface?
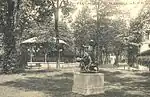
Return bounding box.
[62,0,147,28]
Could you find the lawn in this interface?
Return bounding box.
[0,68,149,97]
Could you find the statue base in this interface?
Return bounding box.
[72,72,104,95]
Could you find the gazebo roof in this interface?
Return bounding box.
[138,49,150,56]
[21,37,68,45]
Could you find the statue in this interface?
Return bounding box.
[78,51,99,73]
[76,40,99,72]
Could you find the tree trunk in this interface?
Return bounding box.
[114,51,119,67]
[2,0,17,73]
[128,46,134,67]
[54,0,60,69]
[105,48,109,64]
[19,45,27,71]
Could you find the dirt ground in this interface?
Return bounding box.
[0,68,149,97]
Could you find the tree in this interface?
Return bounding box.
[90,0,122,65]
[1,0,20,73]
[107,19,128,66]
[126,0,150,67]
[127,19,142,67]
[0,0,74,72]
[0,0,7,31]
[17,0,74,69]
[72,6,96,47]
[50,0,74,68]
[71,0,125,65]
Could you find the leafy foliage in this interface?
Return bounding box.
[72,6,96,47]
[126,1,150,66]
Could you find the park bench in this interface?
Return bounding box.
[27,62,65,69]
[118,63,128,70]
[27,62,42,69]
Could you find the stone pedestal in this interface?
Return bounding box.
[72,72,104,95]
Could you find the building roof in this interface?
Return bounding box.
[21,37,68,45]
[138,49,150,56]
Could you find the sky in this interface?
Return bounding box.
[54,0,148,31]
[117,0,146,27]
[67,0,146,27]
[120,0,146,18]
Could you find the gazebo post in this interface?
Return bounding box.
[44,53,47,62]
[30,46,33,62]
[45,53,49,70]
[44,43,49,70]
[30,53,33,62]
[29,46,33,69]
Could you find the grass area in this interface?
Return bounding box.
[0,68,149,97]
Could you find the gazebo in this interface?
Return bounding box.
[21,36,68,62]
[20,36,71,69]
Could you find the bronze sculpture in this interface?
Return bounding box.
[77,51,99,73]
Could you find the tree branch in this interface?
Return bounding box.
[51,0,56,8]
[59,0,65,7]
